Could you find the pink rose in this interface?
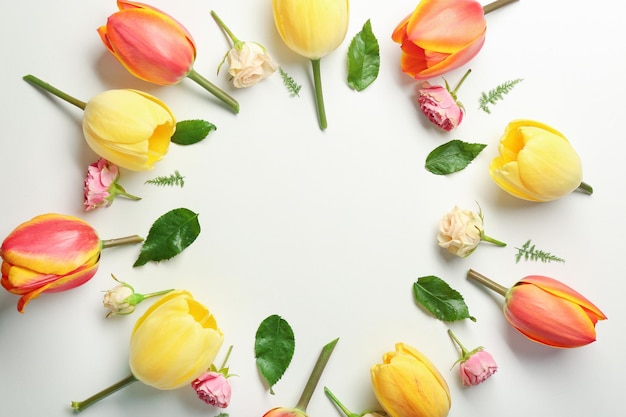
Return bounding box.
[191,371,231,408]
[83,158,140,211]
[459,349,497,386]
[418,82,463,131]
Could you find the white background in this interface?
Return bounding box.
[1,1,624,416]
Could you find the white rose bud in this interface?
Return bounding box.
[438,205,506,257]
[227,42,278,88]
[103,284,135,317]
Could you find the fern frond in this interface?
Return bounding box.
[279,67,302,97]
[515,239,564,263]
[145,170,185,188]
[479,78,523,114]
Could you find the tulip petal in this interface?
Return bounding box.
[519,276,607,322]
[406,0,486,53]
[505,284,599,348]
[0,214,100,275]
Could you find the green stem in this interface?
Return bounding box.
[210,10,241,45]
[219,345,234,370]
[310,59,327,130]
[447,329,469,356]
[71,374,137,412]
[480,232,507,247]
[101,235,144,249]
[23,74,86,110]
[576,181,593,195]
[113,184,142,201]
[324,387,359,417]
[467,269,508,297]
[186,68,239,113]
[451,69,472,96]
[483,0,519,14]
[136,288,175,302]
[295,337,339,411]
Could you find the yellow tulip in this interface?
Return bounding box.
[371,343,451,417]
[272,0,349,130]
[489,120,592,202]
[129,290,224,390]
[83,89,175,171]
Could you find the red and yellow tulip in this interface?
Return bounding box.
[505,275,607,348]
[468,270,607,348]
[98,1,238,112]
[392,0,486,80]
[1,214,101,313]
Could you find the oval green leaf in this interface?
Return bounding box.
[425,139,487,175]
[413,276,476,322]
[255,314,295,394]
[133,208,200,267]
[347,19,380,91]
[172,119,216,145]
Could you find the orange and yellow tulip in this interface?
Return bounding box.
[1,214,101,313]
[505,275,607,348]
[468,270,607,348]
[371,343,451,417]
[98,1,238,112]
[129,290,224,389]
[392,0,486,80]
[98,0,195,85]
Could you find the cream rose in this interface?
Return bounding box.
[226,42,278,88]
[438,206,484,257]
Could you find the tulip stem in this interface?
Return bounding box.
[210,10,241,45]
[310,59,328,130]
[23,74,86,110]
[186,68,240,113]
[483,0,519,14]
[70,374,137,412]
[295,337,339,411]
[101,235,144,248]
[577,181,593,195]
[324,387,359,417]
[467,269,508,297]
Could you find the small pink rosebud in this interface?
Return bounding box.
[448,329,497,387]
[458,349,497,386]
[417,69,472,131]
[418,83,463,131]
[83,158,140,211]
[191,371,232,408]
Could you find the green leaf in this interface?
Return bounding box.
[133,208,200,267]
[515,239,565,263]
[279,67,302,97]
[171,119,216,145]
[479,78,523,114]
[425,139,486,175]
[347,19,380,91]
[413,276,476,322]
[255,314,295,394]
[144,170,185,188]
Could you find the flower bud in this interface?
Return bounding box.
[103,282,135,317]
[447,329,497,387]
[129,290,224,389]
[84,158,140,210]
[82,89,175,171]
[191,371,232,408]
[98,0,196,85]
[438,205,505,257]
[226,42,278,88]
[418,82,464,131]
[371,343,450,417]
[1,213,101,312]
[392,0,486,80]
[489,120,585,201]
[505,275,607,348]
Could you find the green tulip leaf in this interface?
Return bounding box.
[425,139,487,175]
[413,276,476,322]
[171,119,216,145]
[347,19,380,91]
[133,208,200,267]
[255,314,295,394]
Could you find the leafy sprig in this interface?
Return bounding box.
[279,67,302,97]
[515,239,564,263]
[479,78,523,113]
[145,170,185,188]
